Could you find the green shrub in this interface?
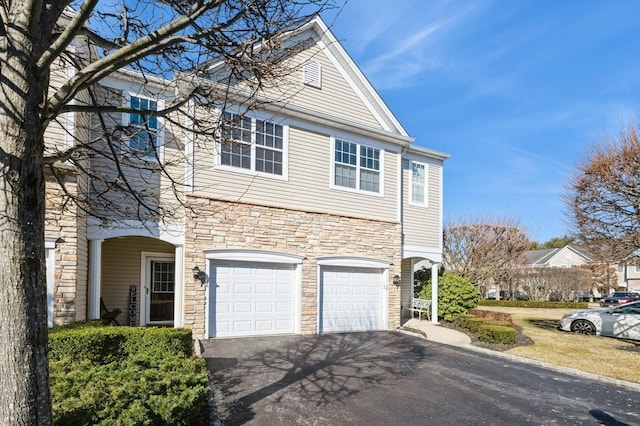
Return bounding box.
[478,324,517,344]
[478,300,588,309]
[420,272,479,321]
[451,313,471,329]
[49,323,209,425]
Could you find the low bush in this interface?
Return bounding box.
[478,300,588,309]
[49,323,209,425]
[478,324,517,344]
[465,317,512,333]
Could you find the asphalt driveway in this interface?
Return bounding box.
[202,331,640,425]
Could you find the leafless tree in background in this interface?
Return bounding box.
[443,217,530,297]
[516,267,591,302]
[565,122,640,264]
[0,1,335,423]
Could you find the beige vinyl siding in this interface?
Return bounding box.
[546,248,589,267]
[88,85,185,221]
[402,158,442,248]
[44,66,71,156]
[258,42,383,130]
[102,236,174,326]
[400,258,414,316]
[192,126,398,222]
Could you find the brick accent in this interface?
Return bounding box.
[45,171,88,325]
[184,197,402,339]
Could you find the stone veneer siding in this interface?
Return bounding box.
[44,171,88,325]
[183,196,402,338]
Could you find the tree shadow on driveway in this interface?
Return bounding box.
[202,331,430,424]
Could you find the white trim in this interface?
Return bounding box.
[204,251,303,338]
[88,239,103,319]
[316,30,397,134]
[122,93,165,162]
[204,248,305,264]
[316,263,389,333]
[140,252,175,326]
[303,58,322,88]
[87,217,184,246]
[45,237,58,328]
[329,137,385,197]
[409,160,428,208]
[173,245,185,328]
[396,153,402,222]
[316,256,392,269]
[214,110,290,181]
[402,245,442,263]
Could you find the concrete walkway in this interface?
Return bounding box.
[401,318,472,346]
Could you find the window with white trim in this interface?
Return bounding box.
[220,112,285,176]
[128,96,159,158]
[410,161,428,206]
[333,139,381,193]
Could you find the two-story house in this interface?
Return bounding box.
[44,16,448,339]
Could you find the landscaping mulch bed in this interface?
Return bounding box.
[439,320,534,352]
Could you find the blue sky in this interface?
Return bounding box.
[323,1,640,243]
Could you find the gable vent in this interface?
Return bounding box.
[303,59,322,88]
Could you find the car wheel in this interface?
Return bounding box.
[570,319,596,335]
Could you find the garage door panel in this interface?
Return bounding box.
[210,263,296,338]
[320,266,384,333]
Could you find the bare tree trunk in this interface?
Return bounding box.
[0,5,52,423]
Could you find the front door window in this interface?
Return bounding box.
[149,260,175,323]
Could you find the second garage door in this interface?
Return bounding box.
[319,266,384,333]
[209,262,295,338]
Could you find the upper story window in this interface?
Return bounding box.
[410,161,428,206]
[220,112,285,177]
[333,139,381,194]
[126,96,161,159]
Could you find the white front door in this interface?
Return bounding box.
[210,262,295,338]
[144,257,175,325]
[319,266,384,333]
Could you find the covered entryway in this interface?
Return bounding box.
[319,266,385,333]
[210,262,295,338]
[205,249,305,339]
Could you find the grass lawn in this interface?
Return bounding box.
[476,306,640,384]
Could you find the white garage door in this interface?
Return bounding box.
[210,262,295,338]
[320,266,384,333]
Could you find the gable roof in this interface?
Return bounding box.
[524,245,592,267]
[199,15,414,146]
[297,16,410,138]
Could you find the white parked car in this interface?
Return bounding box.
[559,301,640,341]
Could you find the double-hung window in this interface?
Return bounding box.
[220,112,285,177]
[410,161,428,206]
[128,96,159,158]
[333,139,381,194]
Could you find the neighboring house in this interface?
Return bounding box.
[523,245,592,268]
[43,16,448,339]
[615,264,640,292]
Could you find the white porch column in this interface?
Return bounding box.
[88,239,104,319]
[173,245,184,328]
[431,264,439,324]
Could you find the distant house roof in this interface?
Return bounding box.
[524,245,592,267]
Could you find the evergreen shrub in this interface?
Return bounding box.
[478,324,517,344]
[49,323,209,425]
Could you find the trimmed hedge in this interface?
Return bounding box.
[451,313,518,345]
[468,309,513,323]
[49,323,209,425]
[478,324,517,344]
[478,300,588,309]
